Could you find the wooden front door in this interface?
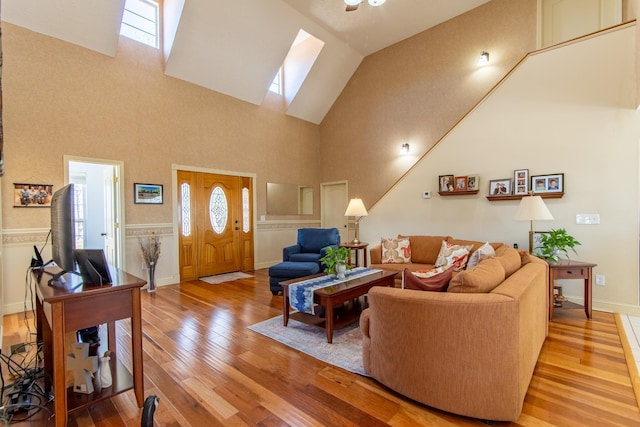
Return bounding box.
[178,170,254,280]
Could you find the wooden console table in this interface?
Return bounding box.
[34,266,146,426]
[548,259,597,320]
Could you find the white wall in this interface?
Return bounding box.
[361,25,640,315]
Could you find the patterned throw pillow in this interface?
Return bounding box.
[466,242,496,270]
[434,240,473,270]
[381,237,412,264]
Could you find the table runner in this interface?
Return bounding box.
[288,267,380,315]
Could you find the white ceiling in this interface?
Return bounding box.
[2,0,489,124]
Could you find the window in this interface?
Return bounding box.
[209,187,228,234]
[73,182,86,249]
[120,0,159,48]
[180,183,191,237]
[269,67,283,95]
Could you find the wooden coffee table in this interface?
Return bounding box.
[281,269,398,343]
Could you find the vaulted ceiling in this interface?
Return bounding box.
[2,0,489,124]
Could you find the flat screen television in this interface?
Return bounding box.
[48,184,77,284]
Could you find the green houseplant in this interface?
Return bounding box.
[320,246,352,278]
[537,228,581,263]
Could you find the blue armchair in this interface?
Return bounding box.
[283,228,340,267]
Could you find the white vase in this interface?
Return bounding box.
[336,264,347,279]
[99,354,112,388]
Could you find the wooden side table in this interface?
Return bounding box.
[548,259,597,320]
[340,242,369,267]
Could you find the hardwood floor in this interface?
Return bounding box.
[3,268,640,426]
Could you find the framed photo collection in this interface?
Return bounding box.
[514,169,529,196]
[531,173,563,194]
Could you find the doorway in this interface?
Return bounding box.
[65,157,124,269]
[177,170,254,281]
[321,181,348,243]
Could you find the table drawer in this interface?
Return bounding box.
[555,268,587,279]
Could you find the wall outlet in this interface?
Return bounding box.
[423,191,431,199]
[595,274,605,286]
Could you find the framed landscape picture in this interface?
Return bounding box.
[134,183,163,204]
[514,169,529,196]
[531,173,564,194]
[489,178,512,196]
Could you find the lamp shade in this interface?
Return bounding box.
[514,195,554,221]
[344,198,368,217]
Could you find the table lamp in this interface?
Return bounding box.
[344,198,368,244]
[514,194,554,253]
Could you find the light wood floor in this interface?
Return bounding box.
[3,268,640,426]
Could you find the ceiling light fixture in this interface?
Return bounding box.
[345,0,362,6]
[368,0,387,5]
[479,51,490,65]
[401,143,410,154]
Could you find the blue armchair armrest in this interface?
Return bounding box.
[283,244,301,261]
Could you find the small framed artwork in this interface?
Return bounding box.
[13,183,54,207]
[134,183,163,204]
[454,176,468,191]
[467,176,479,191]
[489,178,512,196]
[438,175,454,192]
[531,173,564,194]
[514,169,529,196]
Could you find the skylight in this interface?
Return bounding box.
[120,0,159,48]
[267,29,324,105]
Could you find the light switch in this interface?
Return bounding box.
[576,214,600,225]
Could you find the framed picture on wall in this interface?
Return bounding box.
[13,183,54,207]
[489,178,512,196]
[454,176,468,191]
[134,183,163,204]
[514,169,529,196]
[467,176,479,191]
[439,175,454,192]
[531,173,564,194]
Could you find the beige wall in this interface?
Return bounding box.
[319,0,538,207]
[361,25,640,315]
[2,23,322,228]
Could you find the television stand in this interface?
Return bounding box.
[33,267,146,427]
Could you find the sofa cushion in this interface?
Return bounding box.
[399,235,449,264]
[447,258,506,293]
[434,241,473,270]
[494,246,522,278]
[381,237,412,264]
[403,267,453,292]
[466,242,496,270]
[448,238,504,253]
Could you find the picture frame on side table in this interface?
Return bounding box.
[531,173,564,194]
[439,175,454,192]
[531,231,550,256]
[489,179,512,196]
[134,183,163,204]
[514,169,529,196]
[454,176,468,191]
[467,176,479,191]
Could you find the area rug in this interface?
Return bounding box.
[200,272,253,284]
[248,315,367,376]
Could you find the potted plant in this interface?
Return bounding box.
[320,246,352,279]
[537,228,581,263]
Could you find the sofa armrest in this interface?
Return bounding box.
[282,244,301,261]
[370,245,382,264]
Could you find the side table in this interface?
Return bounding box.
[340,242,369,267]
[548,259,597,320]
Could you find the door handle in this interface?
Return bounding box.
[100,233,107,236]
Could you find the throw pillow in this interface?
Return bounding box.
[466,242,496,270]
[494,246,522,277]
[403,267,453,292]
[434,241,473,270]
[381,237,412,264]
[447,258,506,293]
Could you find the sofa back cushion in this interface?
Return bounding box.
[399,235,450,264]
[447,258,506,293]
[448,238,504,253]
[494,246,522,278]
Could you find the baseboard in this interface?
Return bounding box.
[615,313,640,410]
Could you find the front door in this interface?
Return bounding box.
[178,170,254,280]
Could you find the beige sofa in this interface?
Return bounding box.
[361,236,548,422]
